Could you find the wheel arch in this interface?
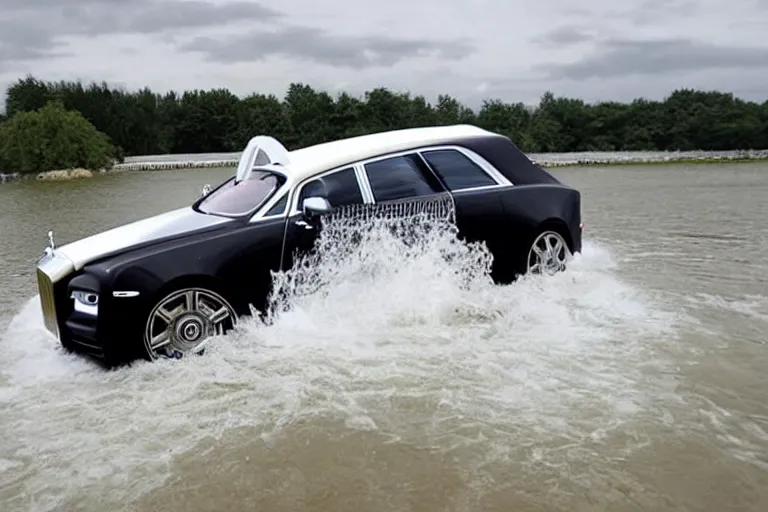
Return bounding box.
[147,273,250,317]
[536,217,575,252]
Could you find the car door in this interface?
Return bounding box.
[280,166,368,271]
[417,148,512,281]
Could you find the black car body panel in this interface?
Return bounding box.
[34,125,582,367]
[455,134,562,185]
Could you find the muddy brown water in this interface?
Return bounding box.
[0,163,766,511]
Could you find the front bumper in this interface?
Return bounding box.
[36,251,148,366]
[36,251,110,362]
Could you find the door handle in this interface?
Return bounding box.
[295,219,314,230]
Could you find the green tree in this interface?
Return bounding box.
[3,75,768,158]
[0,101,115,174]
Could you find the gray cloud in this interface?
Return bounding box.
[0,19,71,70]
[179,26,475,68]
[608,0,699,25]
[0,0,281,66]
[121,1,281,35]
[536,38,768,80]
[533,26,594,47]
[0,0,463,71]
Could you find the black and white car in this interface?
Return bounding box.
[35,125,583,366]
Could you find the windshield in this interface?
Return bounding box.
[198,170,284,217]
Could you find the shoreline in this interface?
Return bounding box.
[109,148,768,171]
[2,151,767,183]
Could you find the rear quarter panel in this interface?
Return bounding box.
[496,183,582,253]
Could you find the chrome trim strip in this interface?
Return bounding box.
[355,145,511,202]
[354,163,375,204]
[365,145,511,187]
[112,291,140,298]
[450,183,514,194]
[249,184,291,223]
[418,145,513,187]
[284,143,512,215]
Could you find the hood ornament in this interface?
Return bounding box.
[42,230,56,259]
[201,184,212,197]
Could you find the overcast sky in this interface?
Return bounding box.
[1,0,767,109]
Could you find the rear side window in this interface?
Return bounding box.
[421,149,497,191]
[364,154,444,202]
[298,167,364,209]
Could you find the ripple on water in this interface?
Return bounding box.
[0,212,690,511]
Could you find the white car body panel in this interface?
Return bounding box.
[56,207,234,270]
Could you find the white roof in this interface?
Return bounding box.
[233,125,493,185]
[236,124,496,185]
[286,124,493,181]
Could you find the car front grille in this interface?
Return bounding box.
[36,267,59,337]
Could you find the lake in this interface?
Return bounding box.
[1,163,767,511]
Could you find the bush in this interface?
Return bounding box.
[0,101,115,174]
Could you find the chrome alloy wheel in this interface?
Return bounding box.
[144,287,237,360]
[527,230,571,275]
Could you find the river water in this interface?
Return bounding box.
[0,164,766,511]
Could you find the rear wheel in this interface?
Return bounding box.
[143,287,238,360]
[527,230,571,275]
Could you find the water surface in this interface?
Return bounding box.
[0,163,766,511]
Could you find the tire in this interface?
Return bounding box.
[143,287,238,360]
[525,228,571,275]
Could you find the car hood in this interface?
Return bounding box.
[56,207,234,270]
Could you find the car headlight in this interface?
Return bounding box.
[71,290,99,316]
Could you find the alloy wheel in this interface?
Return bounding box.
[144,287,237,360]
[527,230,571,275]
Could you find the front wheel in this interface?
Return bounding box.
[143,287,238,360]
[527,230,571,275]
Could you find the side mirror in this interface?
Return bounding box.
[302,196,332,218]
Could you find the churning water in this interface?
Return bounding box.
[0,198,690,511]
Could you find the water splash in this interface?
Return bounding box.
[0,203,684,511]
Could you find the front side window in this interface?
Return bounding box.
[298,167,364,210]
[198,170,284,217]
[265,193,288,216]
[364,154,444,202]
[421,149,497,190]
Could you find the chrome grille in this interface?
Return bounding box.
[36,268,59,337]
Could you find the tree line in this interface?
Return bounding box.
[1,75,767,173]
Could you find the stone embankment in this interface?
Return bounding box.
[1,168,99,182]
[113,159,239,171]
[35,168,95,181]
